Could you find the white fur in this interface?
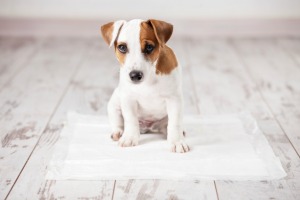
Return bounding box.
[107,19,189,153]
[109,20,126,47]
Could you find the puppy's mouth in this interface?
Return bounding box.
[129,70,144,84]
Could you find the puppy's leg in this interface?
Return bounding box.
[108,88,124,141]
[166,95,190,153]
[118,96,140,147]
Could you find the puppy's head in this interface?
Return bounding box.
[101,19,177,84]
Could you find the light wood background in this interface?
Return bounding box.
[0,35,300,199]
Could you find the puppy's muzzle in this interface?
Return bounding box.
[129,70,143,83]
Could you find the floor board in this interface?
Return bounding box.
[232,38,300,156]
[186,38,299,199]
[0,37,42,89]
[0,36,299,199]
[0,37,90,199]
[6,38,116,200]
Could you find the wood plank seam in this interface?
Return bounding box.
[214,181,220,200]
[5,39,115,199]
[111,180,116,200]
[186,37,220,199]
[5,37,298,199]
[4,38,94,200]
[186,38,297,199]
[187,37,220,199]
[229,39,300,159]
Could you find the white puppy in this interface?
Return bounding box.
[101,19,189,153]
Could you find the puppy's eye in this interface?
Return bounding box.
[117,44,127,54]
[144,44,154,54]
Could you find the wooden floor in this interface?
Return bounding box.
[0,36,300,200]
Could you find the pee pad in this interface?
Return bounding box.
[46,112,286,181]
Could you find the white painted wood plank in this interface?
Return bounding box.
[36,180,114,200]
[170,38,200,115]
[0,37,42,89]
[9,38,207,199]
[187,39,299,200]
[6,38,117,199]
[277,38,300,67]
[217,124,300,200]
[8,36,300,199]
[232,39,300,156]
[113,39,218,199]
[114,180,217,200]
[0,37,89,199]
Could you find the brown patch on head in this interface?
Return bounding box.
[100,22,114,45]
[140,22,160,63]
[147,19,173,45]
[141,19,177,75]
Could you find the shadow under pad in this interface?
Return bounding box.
[46,112,286,181]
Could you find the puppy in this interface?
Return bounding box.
[101,19,189,153]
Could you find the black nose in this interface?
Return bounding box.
[129,70,143,82]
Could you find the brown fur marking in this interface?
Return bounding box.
[100,22,114,45]
[115,42,127,65]
[147,19,173,44]
[101,22,126,65]
[141,20,177,75]
[140,22,160,63]
[156,45,178,75]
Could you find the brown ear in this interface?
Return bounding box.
[100,20,126,47]
[101,22,114,45]
[147,19,173,45]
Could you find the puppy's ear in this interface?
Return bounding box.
[147,19,173,45]
[101,20,126,47]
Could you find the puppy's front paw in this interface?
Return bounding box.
[170,140,190,153]
[110,128,123,141]
[111,131,122,141]
[118,133,139,147]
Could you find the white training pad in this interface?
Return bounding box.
[46,112,286,181]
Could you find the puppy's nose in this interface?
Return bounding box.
[129,70,143,82]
